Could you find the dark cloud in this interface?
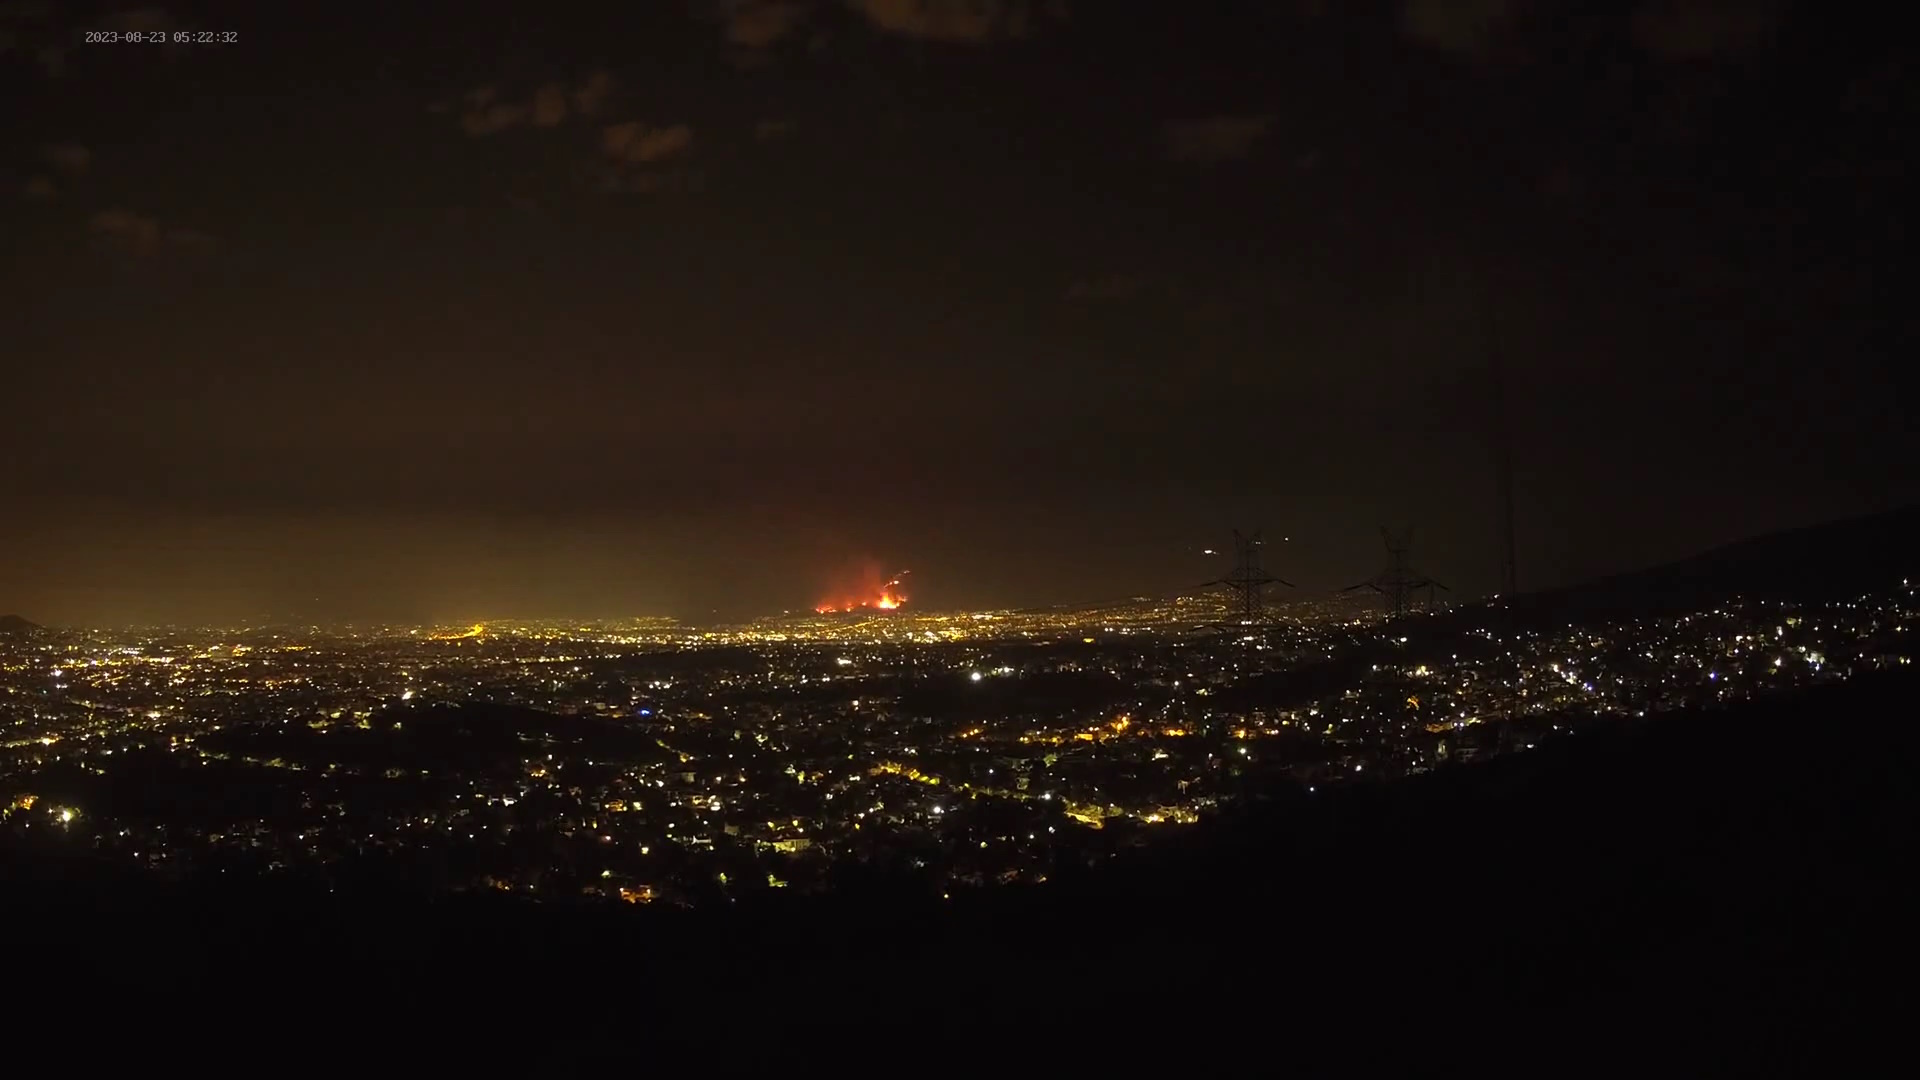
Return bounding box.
[602,121,694,163]
[1161,115,1273,163]
[755,118,798,141]
[88,207,212,254]
[101,7,174,34]
[709,0,1067,57]
[0,2,65,75]
[1632,0,1786,60]
[88,207,162,251]
[42,142,90,175]
[456,72,615,136]
[597,121,697,196]
[852,0,1065,44]
[1065,274,1147,302]
[461,100,530,136]
[532,82,569,127]
[1399,0,1516,56]
[572,70,615,115]
[596,167,704,195]
[1399,1,1782,64]
[726,1,809,48]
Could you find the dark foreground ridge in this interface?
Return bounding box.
[8,672,1909,1048]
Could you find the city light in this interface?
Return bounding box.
[0,582,1905,905]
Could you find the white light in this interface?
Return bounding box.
[59,809,74,823]
[930,805,943,815]
[401,689,414,700]
[970,672,982,682]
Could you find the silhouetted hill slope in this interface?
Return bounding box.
[1499,503,1919,626]
[1217,507,1920,713]
[7,675,1910,1051]
[0,613,39,636]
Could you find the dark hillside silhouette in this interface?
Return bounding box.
[1491,503,1920,628]
[8,671,1909,1048]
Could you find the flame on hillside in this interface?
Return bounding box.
[815,566,911,614]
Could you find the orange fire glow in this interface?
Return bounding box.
[815,569,910,614]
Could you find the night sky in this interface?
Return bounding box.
[3,1,1914,625]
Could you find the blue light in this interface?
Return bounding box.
[638,708,653,717]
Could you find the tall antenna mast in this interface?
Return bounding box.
[1486,273,1517,597]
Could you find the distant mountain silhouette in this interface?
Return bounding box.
[0,614,41,636]
[1215,505,1918,713]
[1489,503,1919,629]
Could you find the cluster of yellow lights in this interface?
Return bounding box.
[1,796,83,826]
[2,793,38,822]
[1023,715,1149,746]
[1062,801,1122,829]
[870,761,941,786]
